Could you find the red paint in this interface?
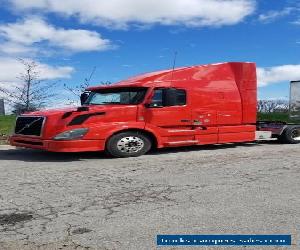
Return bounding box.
[10,62,257,152]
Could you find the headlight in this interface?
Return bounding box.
[53,128,89,140]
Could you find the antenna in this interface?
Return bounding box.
[172,51,178,70]
[171,51,178,82]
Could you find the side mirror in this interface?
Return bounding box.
[80,92,90,105]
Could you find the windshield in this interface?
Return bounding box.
[85,87,148,105]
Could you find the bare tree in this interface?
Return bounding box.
[257,99,289,113]
[0,59,57,114]
[64,66,96,99]
[64,67,112,101]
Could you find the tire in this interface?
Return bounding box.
[279,125,300,144]
[105,132,152,157]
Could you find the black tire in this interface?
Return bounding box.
[279,125,300,144]
[105,131,152,158]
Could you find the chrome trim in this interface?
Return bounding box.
[117,136,144,153]
[166,140,198,145]
[167,129,194,133]
[13,115,46,138]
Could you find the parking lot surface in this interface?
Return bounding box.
[0,142,299,250]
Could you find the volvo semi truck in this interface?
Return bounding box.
[9,62,300,157]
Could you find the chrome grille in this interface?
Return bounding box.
[15,116,45,136]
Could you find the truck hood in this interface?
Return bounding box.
[20,104,139,139]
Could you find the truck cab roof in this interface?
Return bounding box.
[87,62,255,91]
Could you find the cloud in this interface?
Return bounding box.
[258,7,294,23]
[8,0,256,29]
[291,19,300,25]
[0,17,112,56]
[0,57,74,84]
[0,42,38,56]
[257,64,300,87]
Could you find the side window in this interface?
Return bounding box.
[150,88,186,107]
[175,89,186,106]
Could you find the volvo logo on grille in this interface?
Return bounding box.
[15,117,44,136]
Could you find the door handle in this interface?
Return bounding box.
[180,119,190,122]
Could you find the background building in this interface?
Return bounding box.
[0,99,5,115]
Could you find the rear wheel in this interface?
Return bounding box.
[106,132,152,157]
[279,126,300,144]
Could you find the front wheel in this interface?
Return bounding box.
[279,126,300,144]
[105,132,152,157]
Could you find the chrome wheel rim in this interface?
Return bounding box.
[117,136,144,153]
[291,128,300,141]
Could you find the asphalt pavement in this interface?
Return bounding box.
[0,142,299,249]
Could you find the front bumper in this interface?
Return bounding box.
[9,135,105,152]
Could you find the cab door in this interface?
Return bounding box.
[144,88,195,145]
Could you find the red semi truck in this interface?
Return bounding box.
[9,62,300,157]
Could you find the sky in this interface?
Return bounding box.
[0,0,300,106]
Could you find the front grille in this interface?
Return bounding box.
[15,116,45,136]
